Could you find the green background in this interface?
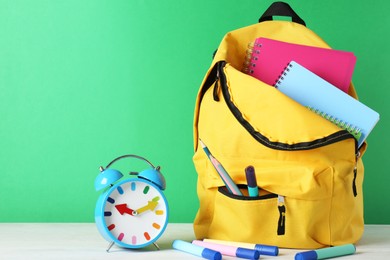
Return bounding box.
[0,0,388,224]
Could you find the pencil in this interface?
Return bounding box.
[199,139,242,196]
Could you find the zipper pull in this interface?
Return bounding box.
[352,151,361,197]
[213,63,221,101]
[277,195,286,235]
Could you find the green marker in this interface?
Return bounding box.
[295,244,356,260]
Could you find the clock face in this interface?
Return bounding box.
[100,178,169,248]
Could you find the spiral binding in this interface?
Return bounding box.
[274,62,293,87]
[274,62,361,141]
[307,106,362,140]
[242,41,262,74]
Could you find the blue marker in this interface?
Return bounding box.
[172,240,222,260]
[245,166,259,197]
[295,244,356,260]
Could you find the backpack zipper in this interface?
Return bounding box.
[352,151,361,197]
[277,195,286,235]
[213,63,221,101]
[215,60,358,152]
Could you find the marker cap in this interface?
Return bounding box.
[202,248,222,260]
[245,166,257,187]
[173,240,222,260]
[295,250,317,260]
[255,244,279,256]
[236,247,260,259]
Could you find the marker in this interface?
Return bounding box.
[172,240,222,260]
[199,139,242,195]
[192,240,259,260]
[204,238,279,256]
[245,166,259,197]
[295,244,356,260]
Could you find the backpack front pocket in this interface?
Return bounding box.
[207,185,332,249]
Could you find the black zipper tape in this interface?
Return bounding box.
[218,185,278,201]
[277,204,286,235]
[215,60,357,151]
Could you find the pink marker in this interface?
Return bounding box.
[192,240,259,260]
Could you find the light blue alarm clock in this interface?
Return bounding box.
[94,154,169,251]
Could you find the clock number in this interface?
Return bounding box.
[107,224,115,231]
[155,210,164,215]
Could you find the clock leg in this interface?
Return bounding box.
[106,241,115,252]
[153,242,161,250]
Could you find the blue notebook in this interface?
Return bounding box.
[274,61,379,147]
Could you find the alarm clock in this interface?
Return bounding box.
[94,154,169,251]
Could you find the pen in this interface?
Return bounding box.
[204,238,279,256]
[199,139,242,196]
[192,240,259,260]
[245,166,259,197]
[295,244,356,260]
[172,240,221,260]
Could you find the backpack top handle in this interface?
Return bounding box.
[259,1,306,26]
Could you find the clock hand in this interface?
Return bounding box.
[134,196,160,215]
[115,203,135,216]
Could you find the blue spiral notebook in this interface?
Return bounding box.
[274,61,379,147]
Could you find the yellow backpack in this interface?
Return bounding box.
[193,2,366,249]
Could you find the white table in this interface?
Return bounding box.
[0,223,389,259]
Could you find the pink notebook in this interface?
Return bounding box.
[243,37,356,93]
